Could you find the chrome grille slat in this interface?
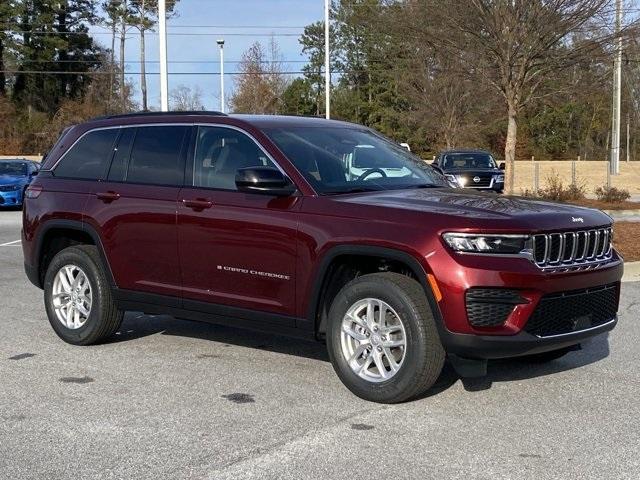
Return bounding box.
[531,227,613,271]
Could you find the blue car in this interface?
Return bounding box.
[0,159,40,208]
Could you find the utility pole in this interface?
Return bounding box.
[610,0,622,175]
[158,0,169,112]
[324,0,330,119]
[217,39,225,113]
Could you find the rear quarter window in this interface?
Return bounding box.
[54,129,119,180]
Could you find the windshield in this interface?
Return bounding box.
[0,162,28,176]
[264,127,447,194]
[442,153,496,169]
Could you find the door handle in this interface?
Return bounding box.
[182,198,213,210]
[96,191,120,202]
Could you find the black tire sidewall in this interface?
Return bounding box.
[327,274,439,403]
[43,246,110,345]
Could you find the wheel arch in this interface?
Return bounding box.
[307,245,443,338]
[34,220,115,288]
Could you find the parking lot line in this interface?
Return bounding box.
[0,239,21,246]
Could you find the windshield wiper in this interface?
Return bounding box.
[403,184,441,189]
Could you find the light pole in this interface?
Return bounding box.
[324,0,330,119]
[217,39,225,113]
[610,0,622,175]
[158,0,169,111]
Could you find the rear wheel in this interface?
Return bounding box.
[326,272,445,403]
[44,245,123,345]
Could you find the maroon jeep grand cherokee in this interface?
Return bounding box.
[22,112,623,403]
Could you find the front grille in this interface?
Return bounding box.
[0,185,19,192]
[465,288,527,327]
[460,174,493,188]
[532,227,612,270]
[524,284,619,337]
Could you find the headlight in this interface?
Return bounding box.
[444,174,460,188]
[442,233,532,255]
[495,174,505,183]
[456,175,467,187]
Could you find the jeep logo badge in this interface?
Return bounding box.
[572,217,584,223]
[473,176,481,183]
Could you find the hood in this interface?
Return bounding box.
[332,188,611,232]
[442,167,502,175]
[0,175,27,186]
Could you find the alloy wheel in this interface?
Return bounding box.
[340,298,407,383]
[51,264,93,330]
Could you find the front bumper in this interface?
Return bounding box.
[440,316,617,359]
[0,189,23,206]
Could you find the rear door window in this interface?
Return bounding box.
[54,129,119,180]
[126,126,190,186]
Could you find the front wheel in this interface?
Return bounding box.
[326,273,445,403]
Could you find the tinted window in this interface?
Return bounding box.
[126,126,189,185]
[108,128,135,182]
[55,129,119,180]
[193,126,275,190]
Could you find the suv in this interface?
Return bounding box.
[433,149,505,193]
[22,112,623,403]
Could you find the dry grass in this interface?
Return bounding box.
[514,161,640,195]
[613,222,640,262]
[566,199,640,211]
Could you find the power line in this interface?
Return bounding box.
[3,29,303,37]
[0,69,310,75]
[15,59,309,64]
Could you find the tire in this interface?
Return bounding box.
[326,272,445,403]
[515,346,575,363]
[44,245,123,345]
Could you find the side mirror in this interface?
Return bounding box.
[499,162,506,170]
[235,167,296,196]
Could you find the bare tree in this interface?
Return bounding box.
[230,39,290,114]
[170,84,205,111]
[412,0,635,192]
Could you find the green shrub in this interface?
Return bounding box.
[594,186,631,203]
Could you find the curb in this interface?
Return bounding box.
[623,261,640,283]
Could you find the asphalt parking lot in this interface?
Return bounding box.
[1,210,639,480]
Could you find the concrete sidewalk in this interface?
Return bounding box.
[623,261,640,283]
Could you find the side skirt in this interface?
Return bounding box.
[112,288,316,341]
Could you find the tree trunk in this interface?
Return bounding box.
[0,37,5,96]
[109,21,116,112]
[120,21,126,112]
[140,28,148,111]
[504,103,518,194]
[56,7,69,107]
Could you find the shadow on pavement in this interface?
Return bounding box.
[460,332,611,392]
[111,312,329,362]
[111,311,612,397]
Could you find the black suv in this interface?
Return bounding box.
[432,149,505,193]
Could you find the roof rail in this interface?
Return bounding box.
[92,111,228,121]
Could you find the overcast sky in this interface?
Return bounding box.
[90,0,324,110]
